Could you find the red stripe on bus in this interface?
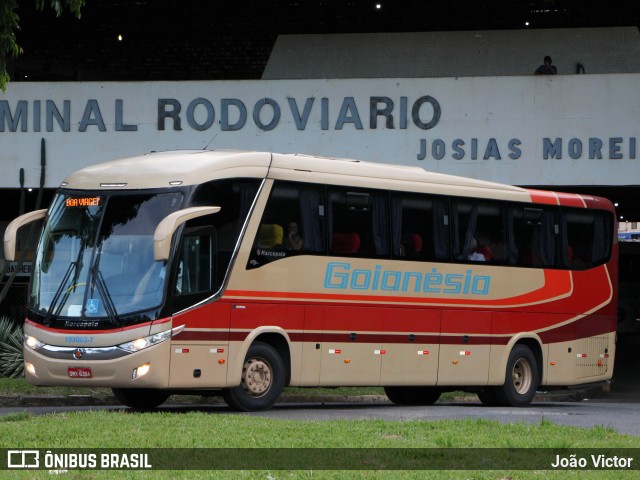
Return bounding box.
[555,192,587,208]
[172,331,230,342]
[173,329,512,346]
[527,189,560,205]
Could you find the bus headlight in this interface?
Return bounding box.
[25,362,36,376]
[24,335,44,350]
[117,325,184,353]
[132,363,151,379]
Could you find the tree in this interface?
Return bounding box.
[0,0,85,92]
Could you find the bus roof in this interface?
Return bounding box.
[61,150,273,190]
[60,150,612,209]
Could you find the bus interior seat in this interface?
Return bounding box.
[257,224,283,248]
[331,232,361,254]
[476,245,493,261]
[406,233,423,258]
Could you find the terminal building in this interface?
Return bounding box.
[1,1,640,331]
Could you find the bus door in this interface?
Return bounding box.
[169,225,231,388]
[318,305,383,386]
[437,310,491,385]
[380,308,441,386]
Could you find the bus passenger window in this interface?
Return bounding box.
[562,209,612,269]
[175,229,213,297]
[247,181,325,269]
[328,188,389,258]
[508,205,559,268]
[452,199,505,264]
[390,193,449,261]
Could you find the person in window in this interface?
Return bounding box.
[284,221,304,250]
[468,238,487,262]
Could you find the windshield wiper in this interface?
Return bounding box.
[45,260,79,326]
[90,265,119,326]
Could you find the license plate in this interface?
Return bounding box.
[68,367,93,378]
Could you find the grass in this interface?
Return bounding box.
[0,411,638,478]
[0,378,636,479]
[4,411,636,449]
[0,377,113,397]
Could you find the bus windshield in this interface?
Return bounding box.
[30,191,184,321]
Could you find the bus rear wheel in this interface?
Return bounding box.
[384,386,441,405]
[112,388,170,409]
[222,342,285,412]
[493,344,539,407]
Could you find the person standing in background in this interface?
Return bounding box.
[535,56,557,75]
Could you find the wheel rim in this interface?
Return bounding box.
[511,357,533,394]
[241,357,272,398]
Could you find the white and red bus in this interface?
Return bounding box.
[5,150,617,411]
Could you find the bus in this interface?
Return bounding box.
[5,150,617,411]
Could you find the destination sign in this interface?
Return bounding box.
[65,197,102,207]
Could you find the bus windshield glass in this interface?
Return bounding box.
[30,191,184,320]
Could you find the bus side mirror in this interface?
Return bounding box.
[4,209,47,261]
[154,206,221,261]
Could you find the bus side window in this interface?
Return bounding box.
[328,188,389,258]
[508,205,559,268]
[390,192,449,261]
[247,181,325,269]
[174,226,214,297]
[451,198,506,264]
[562,209,612,269]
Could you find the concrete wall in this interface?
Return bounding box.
[1,74,639,188]
[263,27,640,79]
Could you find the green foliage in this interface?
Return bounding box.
[0,316,24,377]
[0,0,22,92]
[36,0,84,18]
[0,0,85,92]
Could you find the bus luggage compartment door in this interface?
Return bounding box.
[380,308,441,386]
[437,310,491,386]
[319,306,382,386]
[169,344,229,388]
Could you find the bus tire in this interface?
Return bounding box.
[493,344,539,407]
[477,388,500,406]
[384,386,441,405]
[112,388,170,409]
[222,342,285,412]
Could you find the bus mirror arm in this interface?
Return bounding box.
[153,206,221,261]
[4,209,47,261]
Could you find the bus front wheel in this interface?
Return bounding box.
[493,344,539,407]
[384,386,441,405]
[477,387,500,406]
[112,388,170,409]
[222,342,285,412]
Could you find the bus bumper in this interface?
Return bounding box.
[23,340,171,389]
